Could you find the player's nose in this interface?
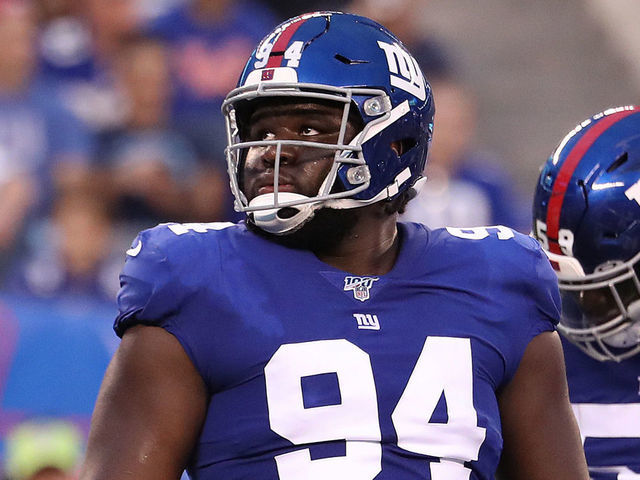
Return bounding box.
[261,138,299,168]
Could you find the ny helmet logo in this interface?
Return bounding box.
[377,41,426,101]
[343,276,379,302]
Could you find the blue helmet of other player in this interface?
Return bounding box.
[222,11,435,234]
[532,105,640,361]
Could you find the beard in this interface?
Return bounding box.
[246,206,360,254]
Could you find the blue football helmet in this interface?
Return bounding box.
[532,105,640,361]
[222,11,434,234]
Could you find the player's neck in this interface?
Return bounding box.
[314,215,400,276]
[247,206,401,274]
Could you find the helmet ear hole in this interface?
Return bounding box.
[390,141,402,157]
[400,138,417,155]
[391,138,417,157]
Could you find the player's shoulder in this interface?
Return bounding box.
[127,221,240,265]
[137,221,239,250]
[115,221,242,337]
[123,221,243,294]
[418,223,560,325]
[422,224,555,283]
[425,224,543,258]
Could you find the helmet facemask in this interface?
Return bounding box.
[222,82,415,235]
[557,250,640,362]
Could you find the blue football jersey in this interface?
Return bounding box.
[563,337,640,480]
[115,221,560,480]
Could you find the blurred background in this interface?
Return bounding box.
[0,0,638,478]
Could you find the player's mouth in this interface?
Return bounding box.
[257,183,296,195]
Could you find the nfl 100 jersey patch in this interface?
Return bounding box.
[318,272,382,303]
[343,276,379,302]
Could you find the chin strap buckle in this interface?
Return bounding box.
[385,167,412,198]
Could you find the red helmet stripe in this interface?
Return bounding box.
[266,18,307,68]
[546,109,636,254]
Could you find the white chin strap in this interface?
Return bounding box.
[248,168,422,234]
[248,192,319,235]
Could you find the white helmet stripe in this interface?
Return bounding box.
[352,100,410,146]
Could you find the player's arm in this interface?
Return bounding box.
[496,330,588,480]
[79,325,208,480]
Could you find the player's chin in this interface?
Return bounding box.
[247,207,359,252]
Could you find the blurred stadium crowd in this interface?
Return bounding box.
[0,0,530,478]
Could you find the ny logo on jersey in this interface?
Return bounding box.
[344,276,379,301]
[353,313,380,330]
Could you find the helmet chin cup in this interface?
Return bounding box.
[248,192,317,235]
[603,299,640,349]
[628,299,640,323]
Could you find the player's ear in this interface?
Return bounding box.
[390,140,402,156]
[390,140,407,157]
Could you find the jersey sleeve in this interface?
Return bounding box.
[114,226,190,337]
[519,233,561,329]
[500,232,562,380]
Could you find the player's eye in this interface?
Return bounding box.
[300,126,320,136]
[261,130,275,140]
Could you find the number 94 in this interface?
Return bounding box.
[264,337,487,480]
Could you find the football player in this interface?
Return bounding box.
[533,105,640,479]
[80,11,588,480]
